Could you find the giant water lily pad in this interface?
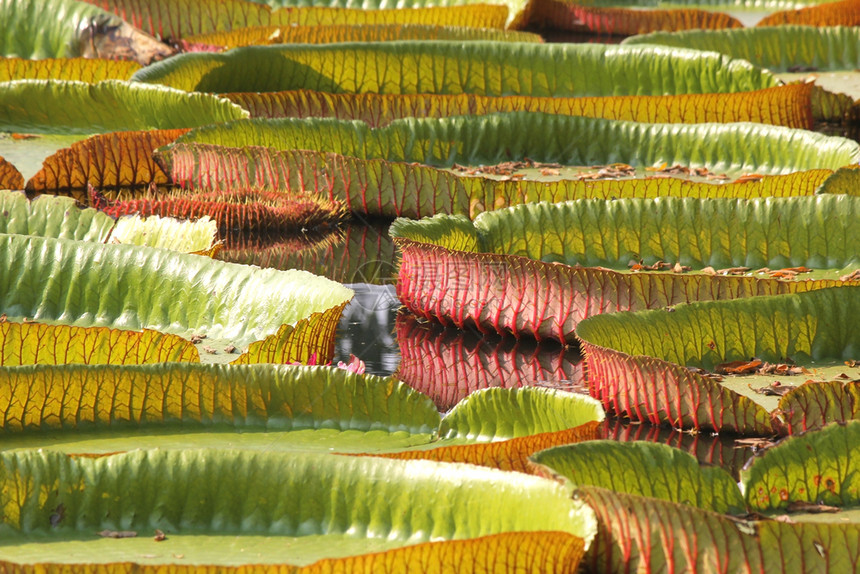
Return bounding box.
[0,233,352,365]
[0,80,247,134]
[390,196,858,343]
[0,448,597,570]
[156,143,836,220]
[168,113,860,175]
[576,286,860,434]
[131,42,778,94]
[0,363,604,471]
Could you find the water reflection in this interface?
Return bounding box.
[395,313,584,411]
[334,283,400,376]
[602,417,754,480]
[216,222,397,285]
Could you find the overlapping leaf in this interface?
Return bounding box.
[0,0,173,62]
[268,4,510,29]
[395,312,584,411]
[0,80,247,134]
[0,156,23,190]
[577,286,860,434]
[531,441,746,514]
[0,448,595,570]
[0,323,198,366]
[190,24,541,48]
[0,233,353,363]
[156,143,836,218]
[625,26,860,72]
[742,421,860,511]
[532,0,742,34]
[109,214,219,254]
[78,0,271,40]
[579,486,860,574]
[26,129,188,197]
[170,113,860,175]
[0,190,114,241]
[759,0,860,26]
[0,57,139,82]
[391,197,858,345]
[223,85,814,129]
[131,42,778,95]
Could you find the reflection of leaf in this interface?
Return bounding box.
[190,24,541,48]
[395,312,584,410]
[742,421,860,511]
[26,129,188,198]
[0,80,247,134]
[533,1,742,35]
[132,42,777,95]
[224,85,814,129]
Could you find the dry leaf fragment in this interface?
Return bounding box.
[734,437,777,451]
[154,529,167,541]
[752,381,796,397]
[190,334,206,344]
[224,344,236,354]
[786,501,840,514]
[202,345,217,354]
[840,269,860,282]
[716,358,763,375]
[716,267,751,275]
[98,530,138,538]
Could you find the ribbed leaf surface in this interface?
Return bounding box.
[0,0,120,59]
[0,191,113,241]
[223,85,813,129]
[0,57,139,82]
[191,24,541,47]
[265,0,533,28]
[94,188,346,233]
[0,233,352,354]
[531,441,746,514]
[625,26,860,72]
[78,0,271,39]
[778,380,860,434]
[395,313,584,410]
[131,42,778,95]
[171,114,859,175]
[0,323,198,366]
[476,196,860,270]
[532,1,742,34]
[393,236,845,346]
[580,486,860,574]
[377,387,604,472]
[759,0,860,26]
[0,364,438,435]
[743,421,860,511]
[110,215,219,254]
[148,142,839,218]
[0,80,248,135]
[577,286,860,434]
[0,449,594,569]
[0,157,22,190]
[26,129,188,197]
[268,4,510,28]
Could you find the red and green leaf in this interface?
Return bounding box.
[759,0,860,26]
[0,57,140,82]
